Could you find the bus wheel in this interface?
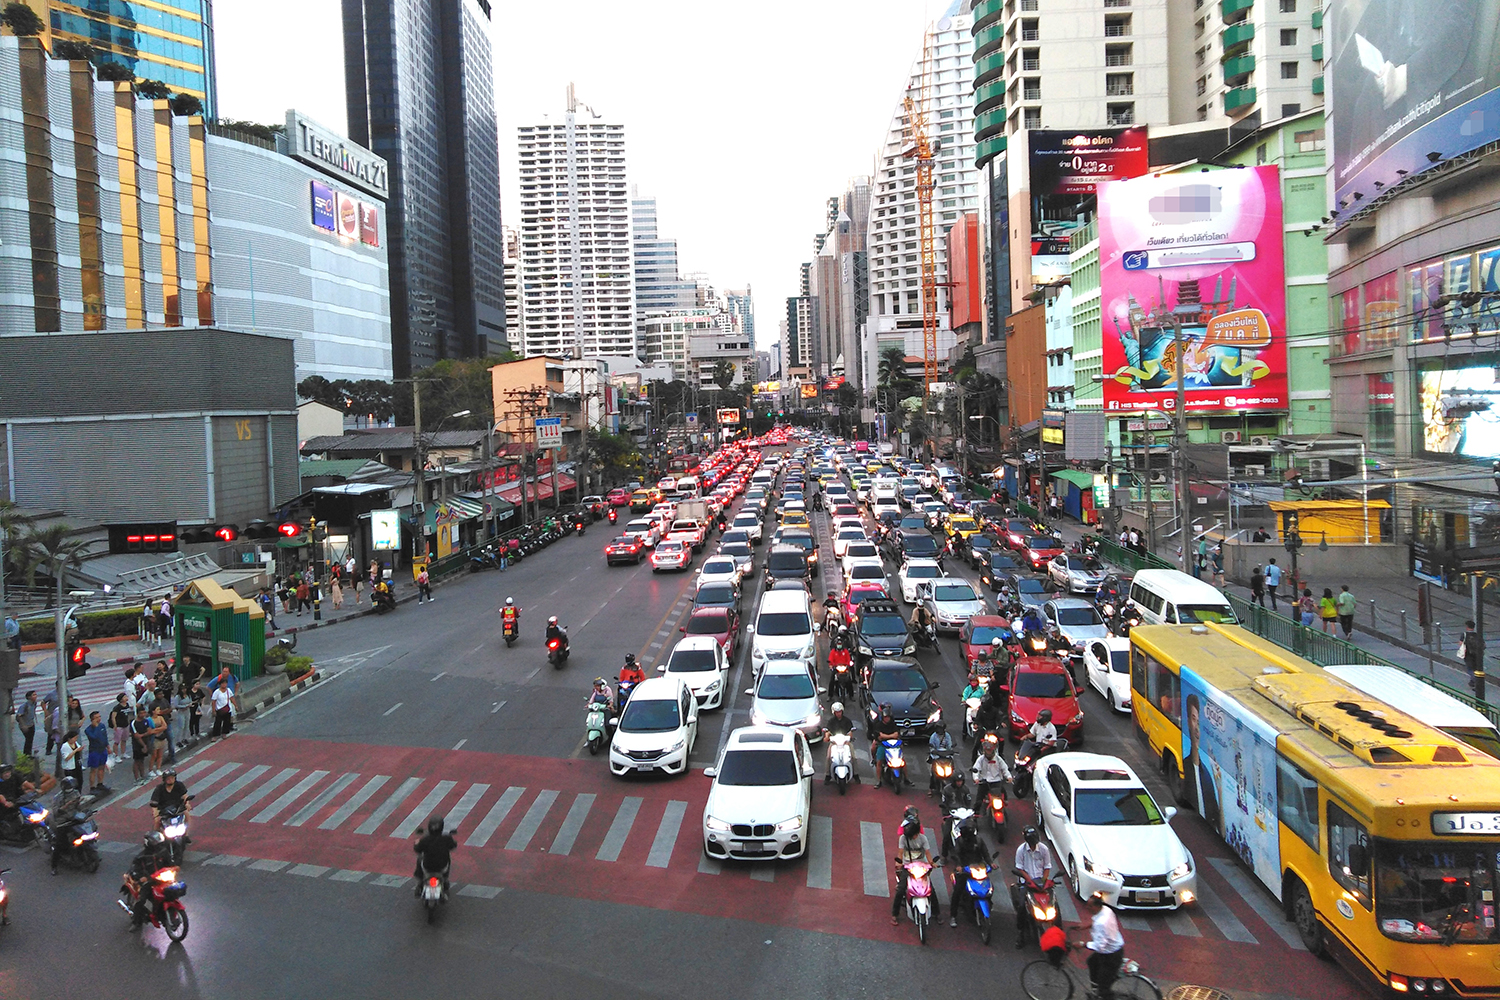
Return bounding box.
[1162,751,1186,806]
[1290,879,1326,956]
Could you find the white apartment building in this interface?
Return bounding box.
[688,327,753,390]
[515,99,635,358]
[865,2,978,388]
[1184,0,1324,125]
[641,308,720,381]
[502,226,523,349]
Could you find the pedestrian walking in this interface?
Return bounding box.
[331,575,344,610]
[130,706,153,783]
[295,578,310,616]
[1211,545,1224,587]
[1318,588,1338,633]
[417,567,432,604]
[16,690,36,758]
[1264,559,1282,611]
[109,694,131,762]
[279,577,295,615]
[41,689,58,754]
[1250,566,1265,607]
[1335,585,1357,638]
[1297,588,1317,628]
[84,711,110,795]
[1462,620,1487,699]
[208,683,235,740]
[257,588,277,630]
[158,693,177,765]
[60,729,83,790]
[1127,528,1140,553]
[354,574,365,605]
[188,681,205,740]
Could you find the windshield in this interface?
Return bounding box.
[668,649,719,672]
[716,749,798,786]
[906,565,941,579]
[871,668,928,693]
[934,585,979,603]
[1066,556,1093,570]
[850,564,884,579]
[837,530,865,540]
[721,544,751,559]
[846,544,877,558]
[968,625,1011,645]
[1445,726,1500,761]
[1025,536,1059,551]
[1073,788,1164,826]
[1056,607,1103,627]
[758,672,815,699]
[767,553,806,574]
[1376,839,1500,944]
[1014,672,1072,698]
[903,536,939,555]
[657,541,684,552]
[1017,579,1048,594]
[861,614,909,637]
[703,560,736,575]
[1178,604,1238,624]
[687,614,729,635]
[847,589,883,605]
[757,612,811,636]
[696,585,734,605]
[619,699,681,734]
[609,536,635,546]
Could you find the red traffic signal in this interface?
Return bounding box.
[70,643,88,665]
[277,522,302,538]
[214,525,239,542]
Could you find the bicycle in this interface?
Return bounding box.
[1021,944,1162,1000]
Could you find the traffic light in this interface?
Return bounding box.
[214,525,239,543]
[243,519,275,540]
[277,521,303,539]
[65,639,90,678]
[107,523,178,554]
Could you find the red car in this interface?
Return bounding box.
[839,582,890,626]
[604,535,645,565]
[680,606,739,655]
[1004,655,1083,744]
[1019,534,1065,571]
[607,488,632,507]
[959,615,1015,670]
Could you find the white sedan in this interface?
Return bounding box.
[697,555,743,589]
[702,726,815,862]
[832,527,868,559]
[624,518,661,547]
[843,558,888,588]
[840,542,881,576]
[660,635,729,710]
[1083,637,1133,713]
[651,539,692,572]
[898,558,946,604]
[1035,752,1196,911]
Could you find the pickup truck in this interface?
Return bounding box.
[666,518,706,552]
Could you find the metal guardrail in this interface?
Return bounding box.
[1097,537,1174,575]
[1226,593,1500,728]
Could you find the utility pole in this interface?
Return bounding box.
[412,381,424,555]
[1143,426,1157,555]
[0,521,13,765]
[1171,314,1192,573]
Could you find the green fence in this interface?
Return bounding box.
[1016,501,1040,521]
[1226,593,1500,728]
[1096,538,1173,576]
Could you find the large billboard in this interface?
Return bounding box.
[1330,0,1500,208]
[1420,364,1500,457]
[1028,128,1149,284]
[1098,165,1289,414]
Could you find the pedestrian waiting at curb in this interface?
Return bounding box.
[331,575,344,610]
[1335,585,1357,638]
[84,711,110,795]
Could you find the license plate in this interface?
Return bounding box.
[635,764,653,772]
[1136,890,1160,903]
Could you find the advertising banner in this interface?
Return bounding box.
[359,202,380,247]
[1029,128,1149,283]
[1180,666,1281,896]
[1098,165,1289,413]
[716,407,742,425]
[311,181,336,232]
[1419,364,1500,457]
[336,191,361,240]
[800,383,819,399]
[371,509,401,550]
[1330,0,1500,208]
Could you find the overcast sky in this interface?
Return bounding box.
[214,0,944,353]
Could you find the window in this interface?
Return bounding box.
[1276,757,1320,851]
[1279,0,1296,9]
[1047,765,1072,816]
[1107,103,1135,126]
[1133,650,1180,725]
[1195,76,1207,96]
[1281,103,1302,117]
[1280,28,1298,46]
[1107,73,1133,96]
[1281,61,1299,79]
[1327,801,1371,907]
[1023,108,1042,129]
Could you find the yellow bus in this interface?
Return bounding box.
[1130,623,1500,997]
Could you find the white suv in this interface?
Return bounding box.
[703,726,815,862]
[608,676,698,777]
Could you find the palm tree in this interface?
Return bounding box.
[17,525,93,775]
[0,500,32,604]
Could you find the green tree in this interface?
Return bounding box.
[396,354,517,430]
[0,500,33,601]
[0,2,44,36]
[169,93,202,117]
[712,359,735,391]
[585,430,642,485]
[94,60,133,82]
[343,379,396,423]
[52,39,94,61]
[15,524,90,602]
[135,78,171,100]
[296,375,340,407]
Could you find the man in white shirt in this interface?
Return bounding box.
[209,684,235,740]
[1028,708,1059,748]
[1013,826,1054,947]
[1076,891,1125,996]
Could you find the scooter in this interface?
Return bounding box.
[0,792,49,846]
[982,783,1008,841]
[877,737,906,795]
[828,657,856,704]
[962,863,996,945]
[415,851,450,924]
[159,797,193,865]
[900,857,940,944]
[616,679,639,712]
[929,750,958,801]
[119,863,188,941]
[1011,738,1069,801]
[372,589,396,614]
[573,518,587,537]
[502,616,519,647]
[50,806,101,872]
[826,732,854,795]
[547,630,570,669]
[963,695,983,742]
[911,620,938,649]
[1013,872,1060,948]
[584,699,611,755]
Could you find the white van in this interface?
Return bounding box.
[1127,569,1238,626]
[675,475,701,497]
[1323,663,1500,760]
[749,588,816,677]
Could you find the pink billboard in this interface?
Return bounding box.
[1098,164,1288,414]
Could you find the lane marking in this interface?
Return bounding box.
[250,769,330,825]
[596,796,642,862]
[806,815,833,890]
[452,739,467,750]
[204,854,248,867]
[319,774,390,831]
[383,703,402,716]
[1165,909,1202,937]
[548,793,596,855]
[860,821,889,897]
[430,672,446,682]
[646,800,688,868]
[697,854,723,875]
[248,858,290,872]
[284,772,359,828]
[329,869,369,883]
[490,701,506,714]
[458,884,501,899]
[1193,872,1258,943]
[443,783,490,831]
[465,786,525,848]
[1120,913,1152,932]
[391,780,458,838]
[352,776,422,835]
[220,767,300,821]
[288,863,329,878]
[1207,856,1305,950]
[505,789,559,851]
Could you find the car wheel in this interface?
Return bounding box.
[1068,856,1080,898]
[1107,690,1117,712]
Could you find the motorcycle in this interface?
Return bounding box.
[828,656,856,704]
[372,588,396,614]
[0,792,49,846]
[119,863,189,942]
[50,806,101,872]
[1013,872,1060,948]
[961,863,996,945]
[584,699,611,755]
[607,508,619,525]
[877,737,906,794]
[929,750,958,801]
[616,678,639,711]
[0,868,8,930]
[546,630,570,669]
[827,732,854,794]
[982,783,1008,841]
[911,620,938,649]
[415,848,450,924]
[502,615,519,647]
[573,518,587,537]
[899,857,940,944]
[963,696,984,742]
[159,798,193,865]
[1011,737,1070,801]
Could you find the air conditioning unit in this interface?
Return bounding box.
[1150,471,1168,484]
[1220,430,1242,444]
[1307,458,1331,480]
[1249,435,1270,447]
[1244,464,1267,478]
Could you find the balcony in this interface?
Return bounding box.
[975,78,1007,115]
[1311,41,1322,60]
[1021,0,1037,8]
[1106,82,1134,96]
[1023,82,1042,101]
[1224,85,1257,111]
[1223,53,1254,85]
[974,50,1006,86]
[972,0,1004,32]
[1311,9,1322,27]
[1312,75,1324,94]
[976,134,1008,168]
[1023,57,1040,70]
[976,106,1007,143]
[1104,21,1132,37]
[1220,0,1253,19]
[1021,27,1039,41]
[974,23,1005,54]
[1105,45,1133,66]
[1222,20,1254,51]
[1107,107,1136,126]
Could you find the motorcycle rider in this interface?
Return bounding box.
[1095,573,1121,608]
[971,694,1006,764]
[926,721,955,795]
[618,653,646,687]
[1029,708,1059,749]
[587,677,614,710]
[868,702,901,777]
[1013,825,1056,948]
[545,616,567,654]
[1021,605,1045,637]
[962,671,988,705]
[947,814,993,928]
[500,597,520,637]
[412,815,458,898]
[0,763,35,829]
[821,702,857,784]
[48,776,85,875]
[822,590,842,629]
[149,769,191,833]
[891,809,934,925]
[827,626,854,691]
[971,735,1013,810]
[123,830,174,927]
[715,510,728,533]
[909,602,935,644]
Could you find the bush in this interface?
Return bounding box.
[1,2,44,36]
[284,656,313,681]
[18,608,145,645]
[263,644,289,666]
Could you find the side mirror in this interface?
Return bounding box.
[1050,805,1067,819]
[608,717,618,726]
[744,688,755,696]
[931,681,940,689]
[1163,806,1177,821]
[703,767,717,778]
[745,624,755,634]
[679,626,687,632]
[655,665,666,672]
[802,765,816,778]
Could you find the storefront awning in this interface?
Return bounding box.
[1049,469,1095,489]
[498,473,578,504]
[418,497,485,533]
[459,491,517,523]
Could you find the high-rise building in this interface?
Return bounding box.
[343,0,506,377]
[865,2,977,388]
[725,288,755,346]
[44,0,218,116]
[633,194,697,344]
[1181,0,1324,126]
[502,226,523,349]
[516,87,635,358]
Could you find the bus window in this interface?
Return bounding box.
[1375,841,1499,944]
[1327,801,1372,907]
[1276,757,1320,852]
[1143,653,1180,726]
[1132,648,1148,700]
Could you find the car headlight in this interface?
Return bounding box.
[751,710,768,725]
[705,816,732,832]
[668,739,686,752]
[1082,857,1118,881]
[1011,711,1025,724]
[775,816,803,833]
[1171,861,1193,878]
[926,708,942,724]
[704,679,721,693]
[1071,712,1085,725]
[903,642,916,654]
[803,640,816,659]
[858,644,874,656]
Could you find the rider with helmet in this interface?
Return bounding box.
[588,677,614,711]
[500,597,520,636]
[149,769,190,831]
[1029,708,1059,749]
[545,616,564,643]
[823,590,842,627]
[868,702,901,775]
[618,654,646,686]
[891,808,934,925]
[1013,825,1057,947]
[822,702,857,783]
[412,815,458,898]
[926,721,955,794]
[124,831,173,926]
[947,813,994,928]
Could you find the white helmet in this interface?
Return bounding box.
[548,615,558,625]
[505,598,514,607]
[831,701,845,713]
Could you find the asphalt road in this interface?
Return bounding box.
[0,450,1371,1000]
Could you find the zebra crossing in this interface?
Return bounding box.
[104,754,1297,950]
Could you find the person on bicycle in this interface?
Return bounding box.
[1076,890,1125,997]
[1013,825,1055,948]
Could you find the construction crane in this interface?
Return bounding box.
[901,25,940,397]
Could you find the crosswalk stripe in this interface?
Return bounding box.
[220,767,300,821]
[806,815,833,889]
[1055,884,1080,923]
[1192,874,1258,944]
[505,789,558,851]
[646,800,687,868]
[1164,909,1201,937]
[595,796,641,862]
[860,821,888,897]
[319,775,390,831]
[284,773,359,828]
[352,776,422,835]
[120,759,222,809]
[193,765,267,816]
[391,780,458,839]
[750,864,775,882]
[1207,857,1304,951]
[1120,913,1151,931]
[923,827,950,909]
[442,783,490,832]
[696,854,722,875]
[464,786,524,848]
[251,770,329,825]
[549,793,595,855]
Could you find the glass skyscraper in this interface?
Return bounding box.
[48,0,217,115]
[343,0,506,377]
